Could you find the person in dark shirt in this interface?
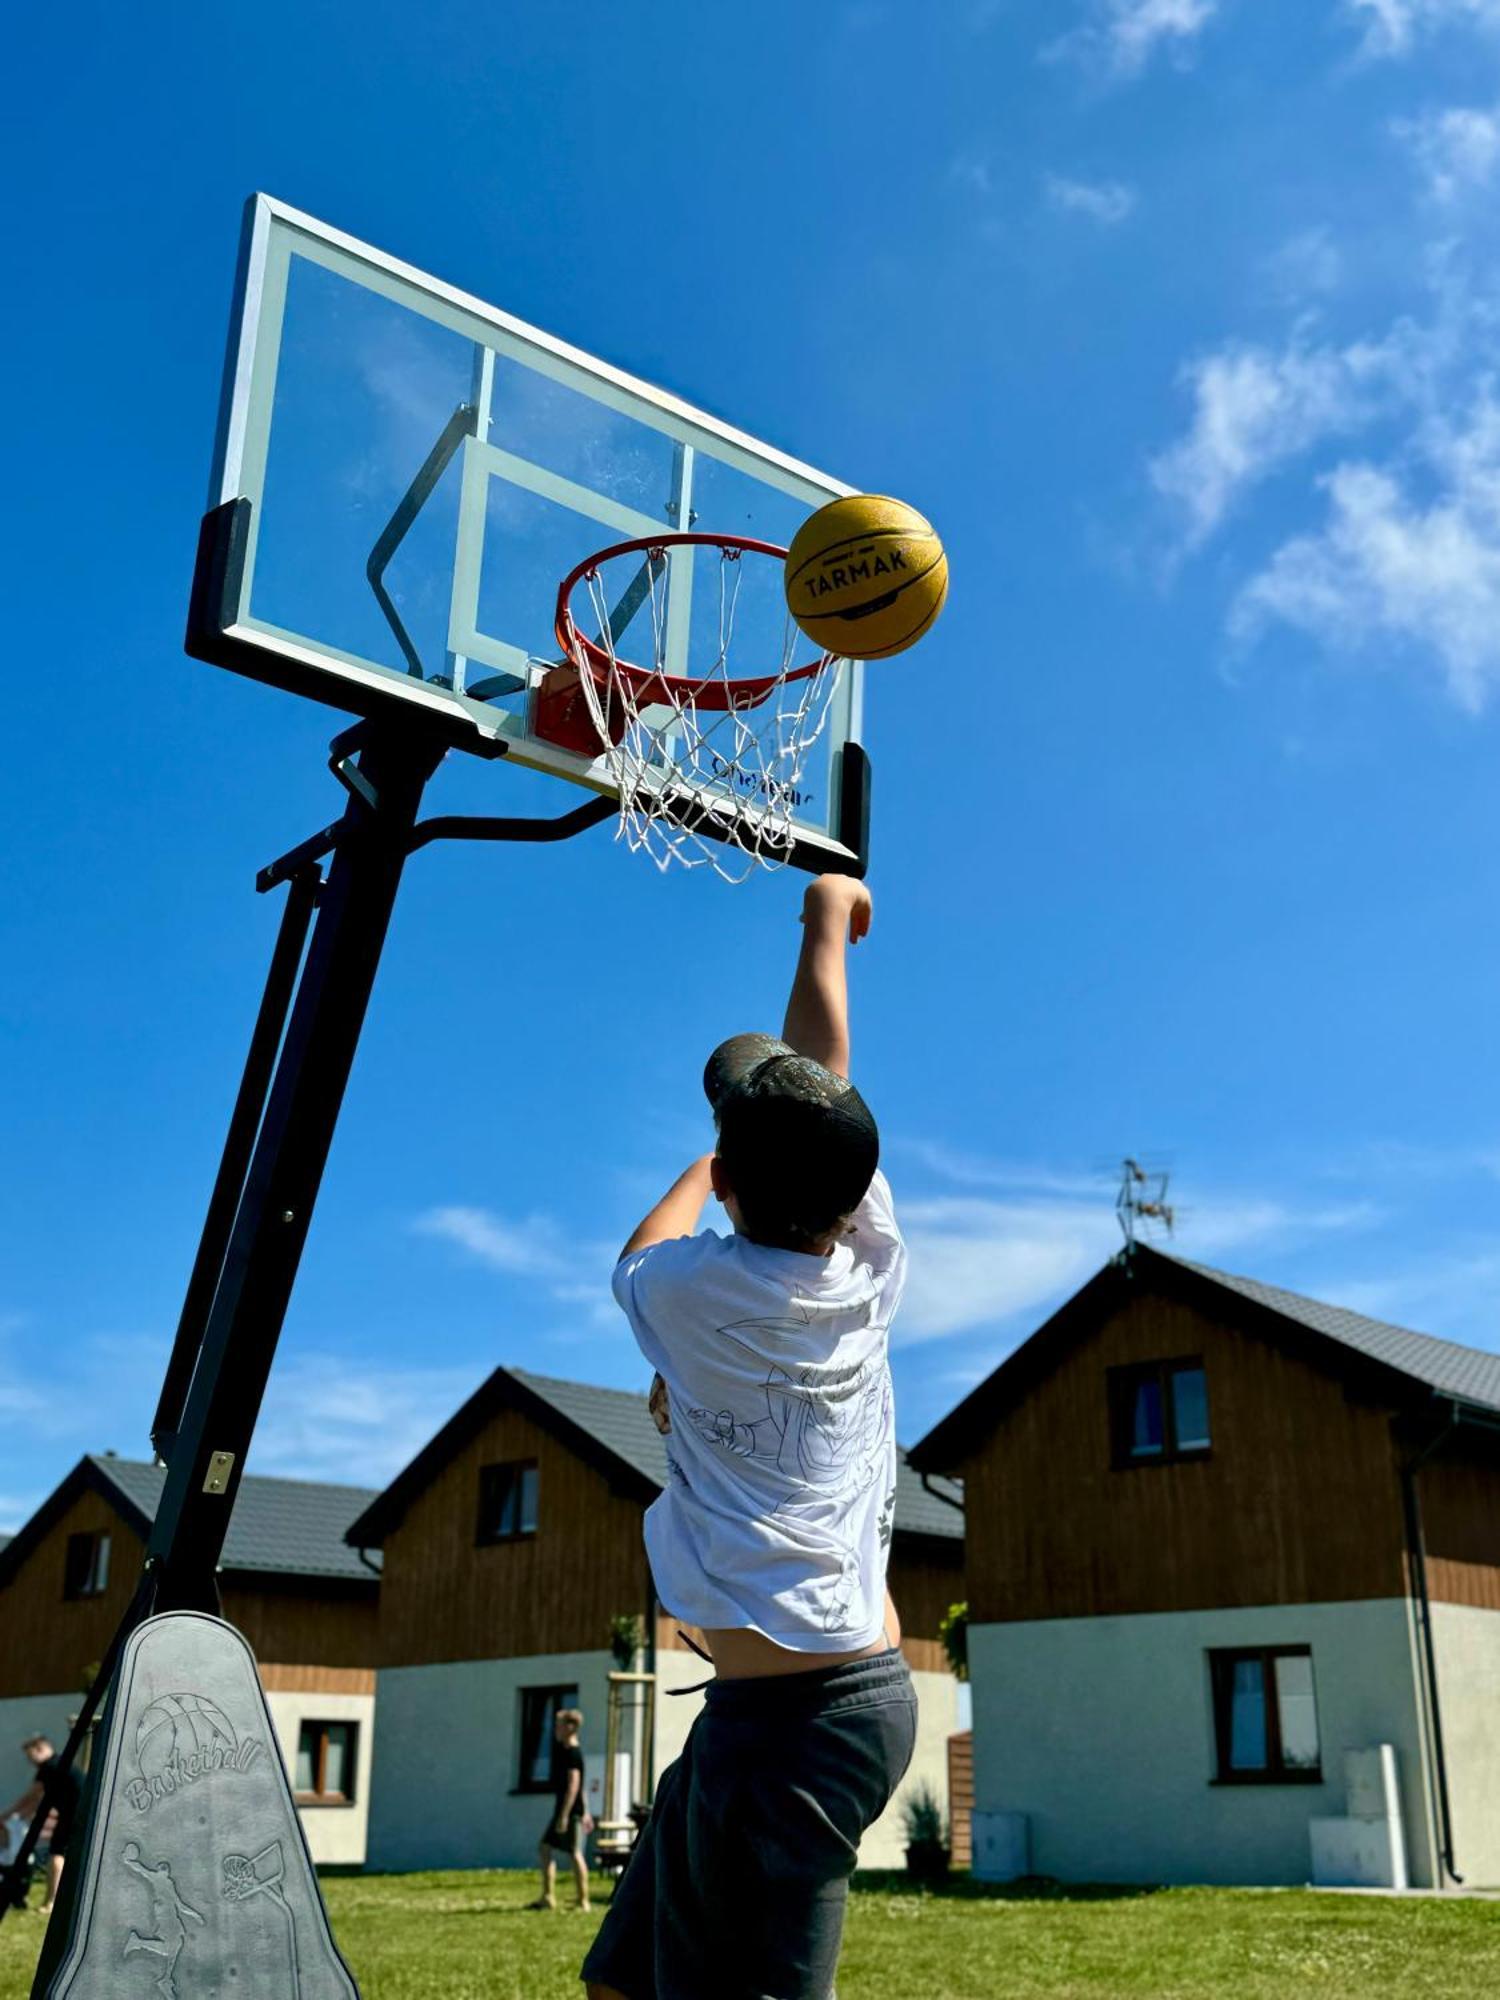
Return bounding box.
[2,1735,83,1915]
[528,1707,591,1913]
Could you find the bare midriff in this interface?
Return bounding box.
[698,1591,903,1681]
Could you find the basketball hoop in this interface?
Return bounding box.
[535,533,843,879]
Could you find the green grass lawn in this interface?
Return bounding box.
[3,1868,1497,1998]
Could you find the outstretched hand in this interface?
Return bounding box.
[801,874,872,945]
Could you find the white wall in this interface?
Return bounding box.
[364,1651,614,1872]
[654,1651,959,1871]
[652,1645,714,1778]
[0,1697,80,1796]
[1431,1601,1500,1888]
[861,1666,960,1869]
[969,1600,1437,1888]
[0,1686,378,1870]
[0,1695,80,1858]
[263,1688,376,1867]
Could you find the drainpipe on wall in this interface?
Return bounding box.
[1399,1401,1463,1887]
[644,1583,659,1805]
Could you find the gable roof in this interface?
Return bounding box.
[345,1366,964,1548]
[1166,1255,1500,1408]
[0,1456,381,1593]
[908,1245,1500,1474]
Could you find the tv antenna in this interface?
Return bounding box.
[1117,1157,1175,1251]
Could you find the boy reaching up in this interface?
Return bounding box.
[582,875,916,2000]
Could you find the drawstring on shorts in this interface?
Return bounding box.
[668,1628,715,1696]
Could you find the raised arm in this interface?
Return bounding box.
[618,1154,716,1260]
[780,876,873,1079]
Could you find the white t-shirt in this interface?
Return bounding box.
[612,1172,908,1652]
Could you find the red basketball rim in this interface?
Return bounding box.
[554,532,832,712]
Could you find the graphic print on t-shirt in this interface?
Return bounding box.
[615,1171,908,1647]
[680,1310,896,1634]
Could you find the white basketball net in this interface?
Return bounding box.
[566,545,842,881]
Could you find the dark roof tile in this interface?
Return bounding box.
[511,1370,963,1540]
[90,1457,381,1582]
[1162,1254,1500,1413]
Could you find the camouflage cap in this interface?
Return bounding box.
[704,1034,880,1236]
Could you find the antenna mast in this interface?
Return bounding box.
[1117,1157,1175,1252]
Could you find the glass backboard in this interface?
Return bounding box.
[189,196,868,871]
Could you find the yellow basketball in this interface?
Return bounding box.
[784,494,947,660]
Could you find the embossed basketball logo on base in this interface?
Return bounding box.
[37,1612,359,1998]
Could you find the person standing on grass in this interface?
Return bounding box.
[1,1735,82,1917]
[582,873,917,2000]
[531,1708,592,1913]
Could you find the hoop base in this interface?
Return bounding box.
[533,661,625,756]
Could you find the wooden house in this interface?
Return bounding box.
[908,1246,1500,1889]
[345,1367,966,1872]
[0,1456,381,1866]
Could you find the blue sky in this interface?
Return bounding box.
[7,0,1500,1529]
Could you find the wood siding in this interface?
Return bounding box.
[0,1490,380,1701]
[960,1292,1411,1623]
[655,1616,704,1657]
[1418,1442,1500,1612]
[221,1581,379,1676]
[948,1730,973,1870]
[888,1537,965,1674]
[258,1663,376,1695]
[0,1491,146,1701]
[375,1403,652,1668]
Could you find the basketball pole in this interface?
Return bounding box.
[142,725,444,1613]
[22,725,440,1993]
[16,719,616,1991]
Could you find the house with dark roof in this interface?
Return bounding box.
[907,1245,1500,1890]
[345,1367,966,1872]
[0,1456,381,1866]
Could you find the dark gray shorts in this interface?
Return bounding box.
[581,1648,917,2000]
[543,1814,587,1858]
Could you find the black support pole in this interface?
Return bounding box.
[150,864,321,1462]
[146,729,443,1610]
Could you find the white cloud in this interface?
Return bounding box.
[413,1205,575,1279]
[895,1140,1114,1199]
[898,1198,1119,1342]
[1262,228,1344,306]
[0,1327,167,1451]
[1046,0,1219,78]
[1305,1246,1500,1348]
[1395,102,1500,200]
[1319,1137,1500,1183]
[413,1204,621,1329]
[890,1156,1377,1347]
[1231,389,1500,711]
[950,152,995,197]
[1150,329,1407,547]
[1346,0,1500,60]
[1045,174,1138,224]
[250,1352,482,1488]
